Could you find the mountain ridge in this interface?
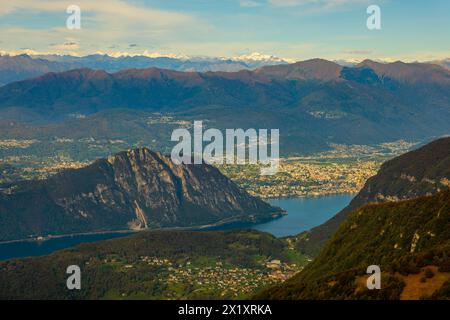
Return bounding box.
[0,59,449,155]
[0,148,283,241]
[296,137,450,256]
[0,53,289,86]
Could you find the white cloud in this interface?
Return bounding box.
[0,0,196,28]
[240,0,264,7]
[50,39,79,50]
[0,1,203,38]
[0,0,210,55]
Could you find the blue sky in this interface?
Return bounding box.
[0,0,448,61]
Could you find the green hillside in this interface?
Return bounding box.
[256,189,450,300]
[0,230,307,300]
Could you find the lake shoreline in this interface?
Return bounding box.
[260,192,356,200]
[0,194,352,261]
[0,212,285,245]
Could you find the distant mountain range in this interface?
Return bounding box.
[0,53,288,86]
[296,137,450,256]
[256,138,450,300]
[0,148,282,241]
[1,53,448,86]
[0,58,449,155]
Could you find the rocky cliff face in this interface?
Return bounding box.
[296,137,450,256]
[0,148,282,241]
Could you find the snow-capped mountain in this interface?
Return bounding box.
[0,51,291,85]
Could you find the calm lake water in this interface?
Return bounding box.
[0,232,132,261]
[205,193,354,237]
[0,194,353,261]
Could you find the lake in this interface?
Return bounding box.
[266,194,353,236]
[0,232,132,261]
[0,194,353,261]
[204,193,354,237]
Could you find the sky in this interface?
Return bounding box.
[0,0,448,61]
